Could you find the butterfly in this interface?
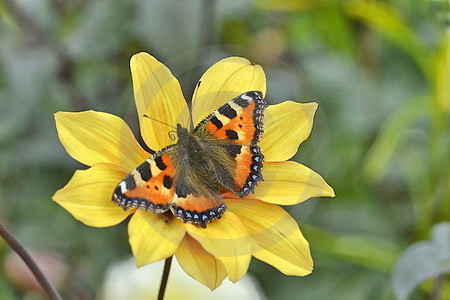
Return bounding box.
[112,91,266,228]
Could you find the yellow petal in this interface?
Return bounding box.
[255,161,335,205]
[261,101,318,161]
[54,111,150,171]
[52,163,132,227]
[128,210,185,267]
[191,57,266,125]
[185,212,251,282]
[175,235,227,290]
[227,199,313,276]
[130,52,190,150]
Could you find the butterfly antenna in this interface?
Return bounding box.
[142,114,177,130]
[187,79,202,130]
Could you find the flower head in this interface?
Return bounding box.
[53,52,334,289]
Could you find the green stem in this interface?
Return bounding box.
[157,256,173,300]
[0,223,62,300]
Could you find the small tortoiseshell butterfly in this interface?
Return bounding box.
[112,91,266,228]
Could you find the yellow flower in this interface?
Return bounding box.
[52,52,335,290]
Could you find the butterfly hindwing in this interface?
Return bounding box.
[222,144,264,197]
[112,147,176,213]
[170,194,226,228]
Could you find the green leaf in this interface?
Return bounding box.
[220,19,252,49]
[391,222,450,300]
[363,94,428,183]
[313,0,357,54]
[301,224,401,272]
[434,30,450,113]
[0,272,15,300]
[345,1,435,79]
[255,0,312,11]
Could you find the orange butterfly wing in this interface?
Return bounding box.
[194,91,266,197]
[200,91,265,146]
[112,148,175,213]
[170,194,226,227]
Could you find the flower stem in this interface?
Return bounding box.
[0,223,62,300]
[157,256,173,300]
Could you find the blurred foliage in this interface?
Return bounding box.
[392,222,450,300]
[0,0,449,299]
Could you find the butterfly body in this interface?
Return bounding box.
[113,91,266,227]
[172,123,234,199]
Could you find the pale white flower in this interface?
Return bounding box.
[99,257,266,300]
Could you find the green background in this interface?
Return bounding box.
[0,0,449,299]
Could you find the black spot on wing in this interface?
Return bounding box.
[154,156,167,170]
[210,116,223,129]
[233,91,264,109]
[234,97,249,108]
[163,175,173,189]
[136,161,152,181]
[223,144,242,158]
[218,103,237,119]
[226,129,239,140]
[124,175,136,190]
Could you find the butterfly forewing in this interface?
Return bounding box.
[112,147,176,213]
[195,91,265,145]
[194,91,266,197]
